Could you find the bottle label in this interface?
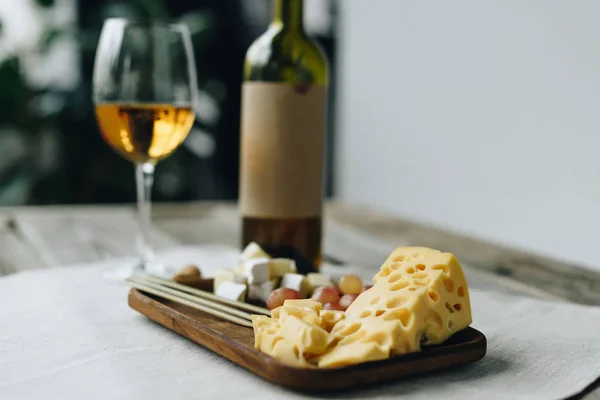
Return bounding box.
[240,82,327,218]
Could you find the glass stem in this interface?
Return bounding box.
[135,162,155,268]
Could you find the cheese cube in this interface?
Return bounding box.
[280,273,310,298]
[213,268,247,292]
[306,273,333,294]
[269,258,297,278]
[233,264,245,276]
[215,282,247,302]
[243,257,270,284]
[248,279,277,303]
[240,242,270,261]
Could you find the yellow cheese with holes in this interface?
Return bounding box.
[251,247,472,368]
[252,314,274,332]
[252,315,280,353]
[269,340,310,367]
[372,246,472,345]
[252,300,329,366]
[278,315,329,356]
[317,341,388,368]
[253,314,308,366]
[283,299,323,312]
[327,247,472,366]
[319,310,345,332]
[271,305,322,327]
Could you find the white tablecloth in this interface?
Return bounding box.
[1,246,599,400]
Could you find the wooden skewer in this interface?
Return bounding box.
[138,274,270,316]
[125,278,254,328]
[128,276,254,322]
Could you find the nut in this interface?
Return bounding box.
[173,264,201,281]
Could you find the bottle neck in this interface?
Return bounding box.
[272,0,304,32]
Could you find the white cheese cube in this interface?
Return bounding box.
[269,258,297,278]
[280,273,310,298]
[240,242,270,261]
[213,268,247,293]
[248,280,277,303]
[215,282,247,302]
[233,264,245,276]
[307,273,333,294]
[243,257,271,284]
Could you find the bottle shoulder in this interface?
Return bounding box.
[244,27,328,85]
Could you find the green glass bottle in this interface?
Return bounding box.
[240,0,329,273]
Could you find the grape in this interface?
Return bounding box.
[266,288,301,310]
[362,284,373,292]
[338,274,363,295]
[323,302,345,311]
[339,294,359,310]
[311,286,340,305]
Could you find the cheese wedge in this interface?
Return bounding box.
[251,246,473,369]
[322,247,472,367]
[371,246,472,345]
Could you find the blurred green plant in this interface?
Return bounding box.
[0,0,224,205]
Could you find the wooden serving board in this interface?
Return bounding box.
[129,288,487,391]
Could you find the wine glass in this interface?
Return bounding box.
[92,18,198,281]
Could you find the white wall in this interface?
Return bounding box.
[336,0,600,270]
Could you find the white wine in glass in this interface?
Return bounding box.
[95,103,194,163]
[93,19,198,281]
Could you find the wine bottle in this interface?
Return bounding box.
[240,0,329,273]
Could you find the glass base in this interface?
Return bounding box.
[102,259,169,283]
